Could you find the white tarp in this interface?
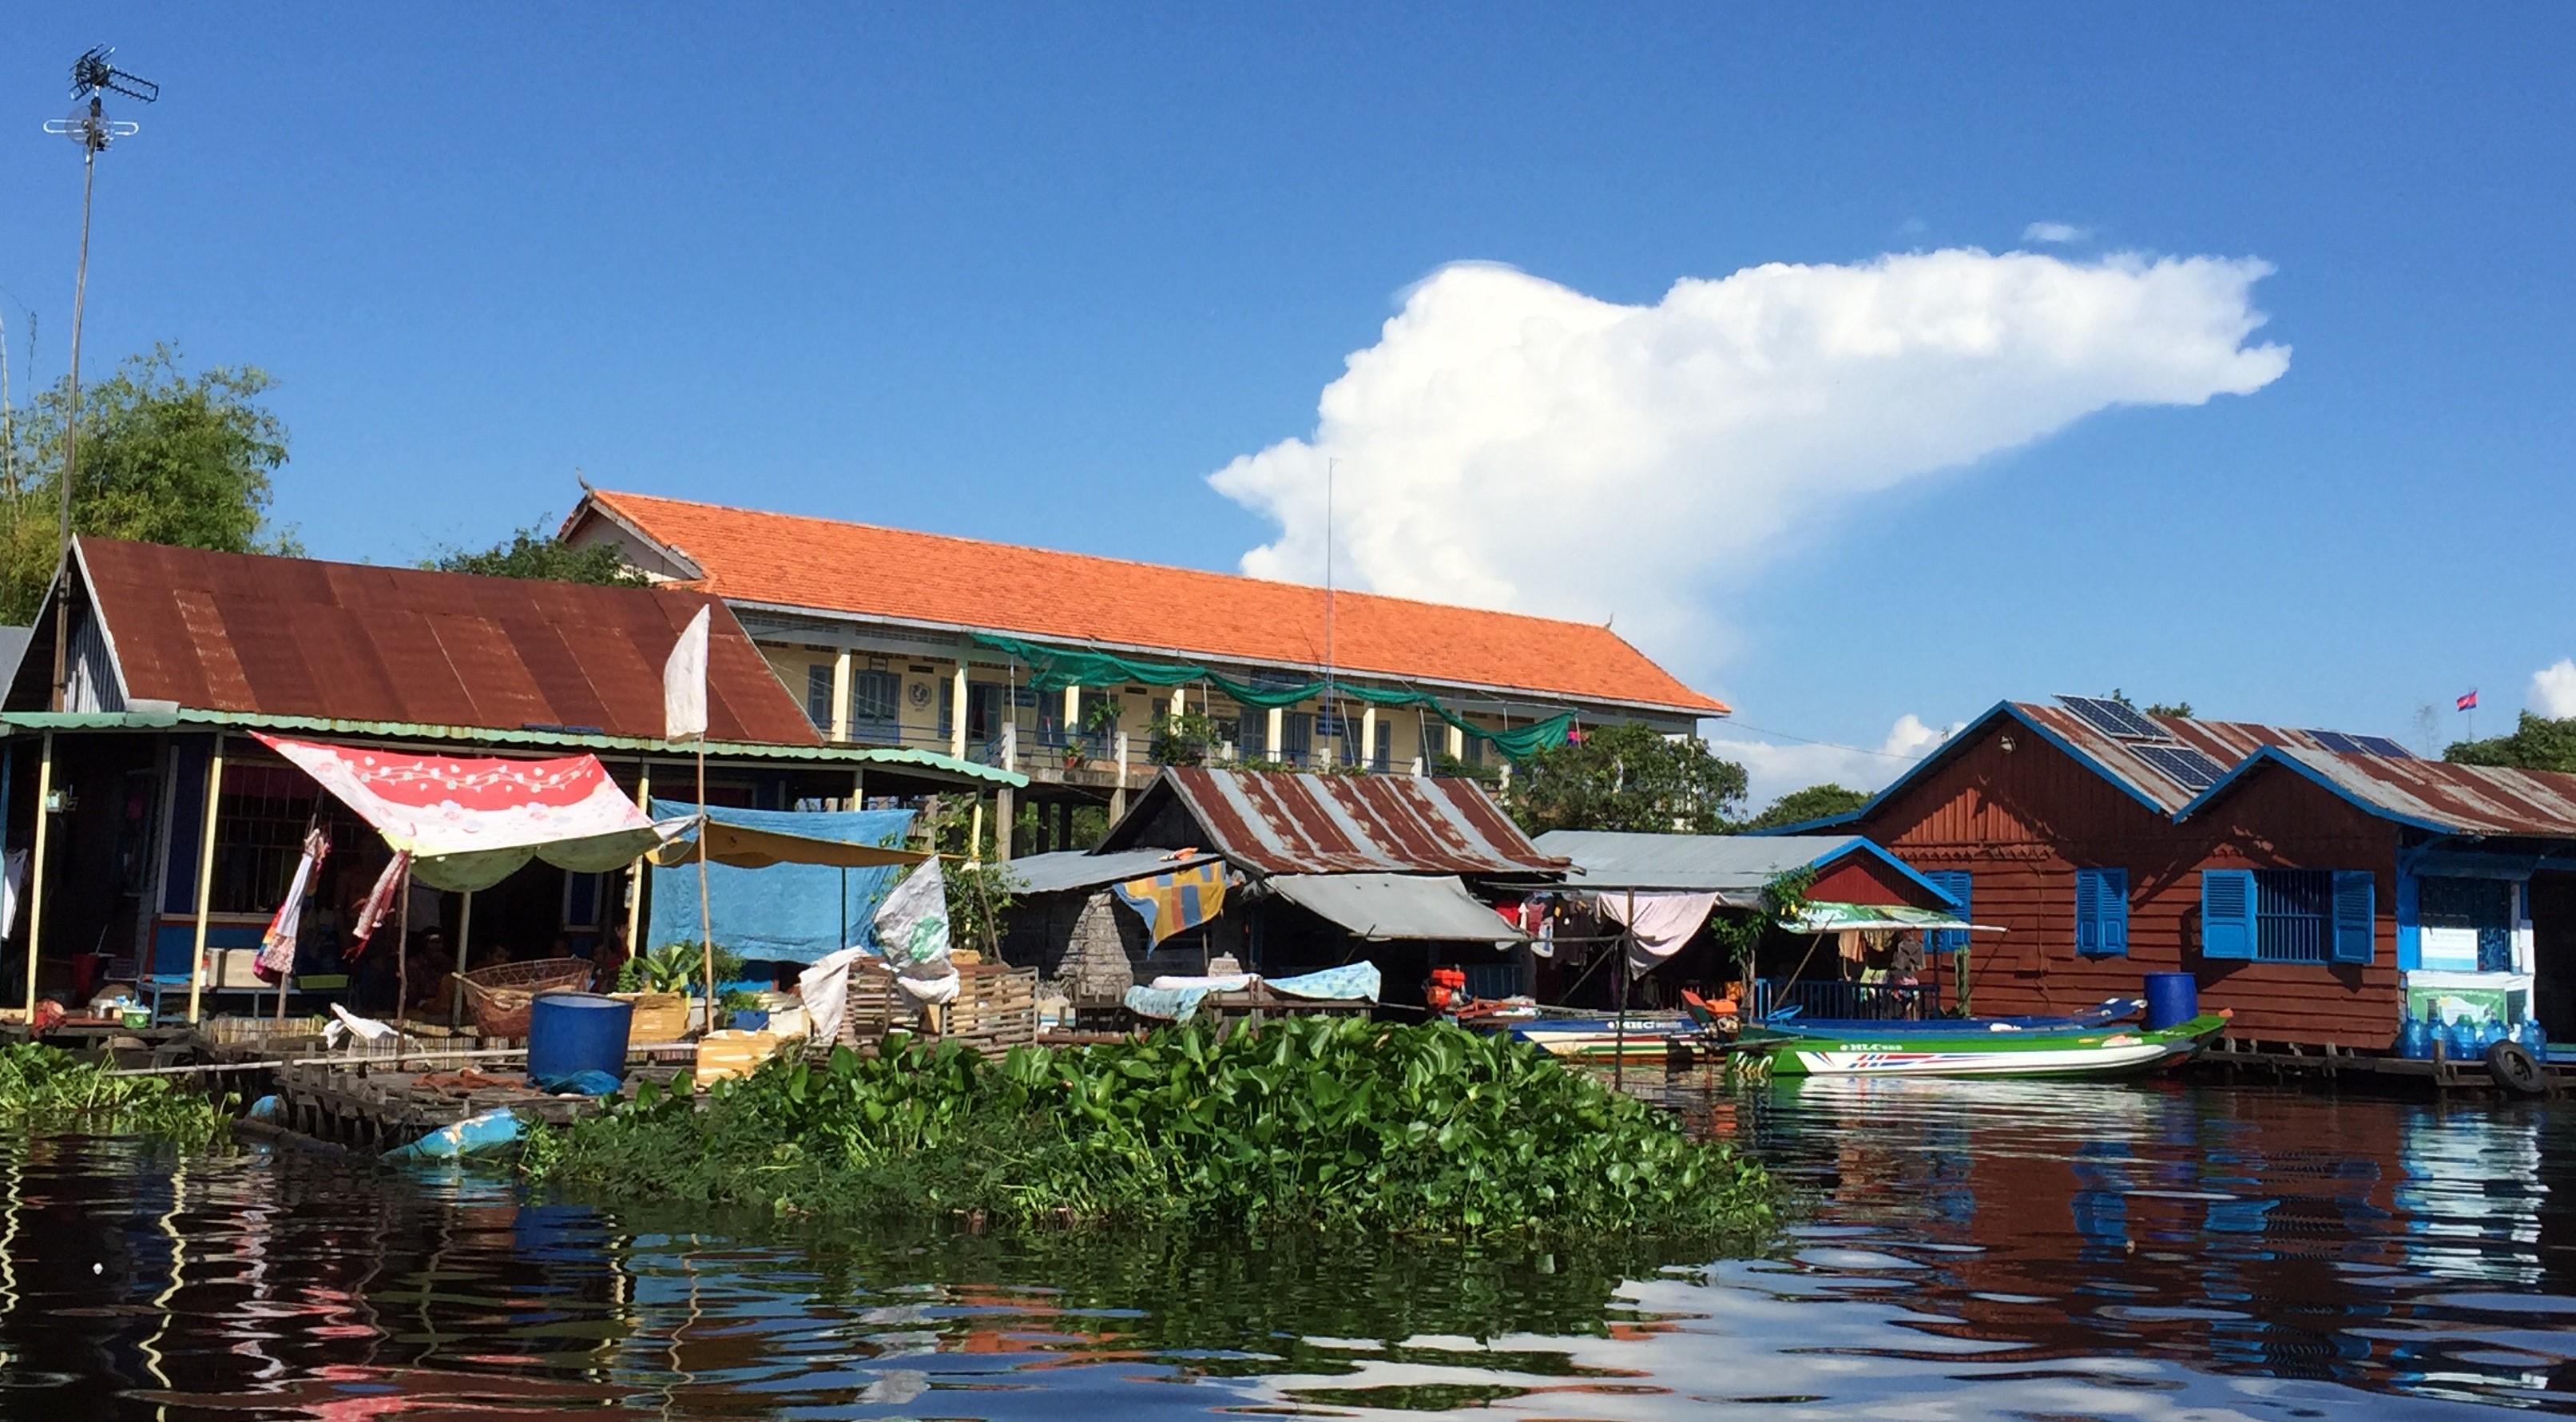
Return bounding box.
[255,734,660,892]
[663,605,710,741]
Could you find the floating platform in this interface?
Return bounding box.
[2190,1035,2566,1097]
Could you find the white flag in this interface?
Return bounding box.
[662,605,711,742]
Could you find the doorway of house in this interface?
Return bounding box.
[2529,872,2576,1042]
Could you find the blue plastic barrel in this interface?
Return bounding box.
[527,992,633,1091]
[2142,972,2199,1031]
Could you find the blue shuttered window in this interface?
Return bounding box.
[1924,871,1971,954]
[804,665,833,730]
[2075,868,2129,957]
[2201,868,2256,960]
[2330,870,2376,964]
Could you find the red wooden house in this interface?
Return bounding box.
[1799,697,2576,1051]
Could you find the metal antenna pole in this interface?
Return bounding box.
[1324,456,1336,765]
[40,48,155,710]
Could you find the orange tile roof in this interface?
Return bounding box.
[574,491,1727,717]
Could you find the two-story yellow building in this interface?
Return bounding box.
[561,489,1727,855]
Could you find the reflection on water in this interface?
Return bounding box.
[1,1080,2572,1417]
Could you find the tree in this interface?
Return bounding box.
[427,521,645,586]
[2109,689,2193,718]
[0,344,299,622]
[1503,721,1747,835]
[1740,782,1871,832]
[2447,713,2576,774]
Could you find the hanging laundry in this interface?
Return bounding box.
[1598,891,1721,976]
[1113,861,1228,944]
[259,827,331,979]
[343,852,411,963]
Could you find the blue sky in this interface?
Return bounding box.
[2,6,2570,800]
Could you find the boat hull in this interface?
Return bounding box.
[1751,1013,2226,1079]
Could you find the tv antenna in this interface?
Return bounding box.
[38,46,157,709]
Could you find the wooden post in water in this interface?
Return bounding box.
[21,733,53,1023]
[622,761,650,971]
[451,890,474,1027]
[1614,888,1633,1091]
[185,734,225,1025]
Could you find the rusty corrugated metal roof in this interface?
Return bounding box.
[1104,767,1569,876]
[64,538,822,746]
[2201,747,2576,839]
[2011,701,2389,813]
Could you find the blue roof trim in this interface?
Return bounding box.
[1825,837,1965,912]
[1748,701,2169,835]
[2174,745,2455,835]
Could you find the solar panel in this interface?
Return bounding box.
[2133,744,2225,791]
[2307,730,2368,754]
[2356,736,2413,759]
[2058,695,2165,741]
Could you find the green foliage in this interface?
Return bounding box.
[1147,709,1220,766]
[0,1043,232,1146]
[2108,689,2193,719]
[1429,750,1502,785]
[1504,722,1748,835]
[1,344,299,622]
[1740,783,1870,831]
[528,1019,1772,1241]
[625,942,745,996]
[2447,713,2576,773]
[1707,867,1819,981]
[426,518,645,586]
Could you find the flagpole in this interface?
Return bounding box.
[697,740,713,1035]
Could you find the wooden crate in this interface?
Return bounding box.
[812,963,1037,1061]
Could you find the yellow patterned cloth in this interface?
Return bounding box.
[1113,863,1229,943]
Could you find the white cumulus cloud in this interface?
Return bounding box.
[2022,220,2091,244]
[1710,713,1958,811]
[2533,659,2576,718]
[1209,249,2288,659]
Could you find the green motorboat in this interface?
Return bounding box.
[1735,1011,2229,1079]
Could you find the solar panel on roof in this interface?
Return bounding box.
[2058,695,2165,741]
[2307,730,2368,754]
[2133,744,2225,791]
[2356,736,2413,759]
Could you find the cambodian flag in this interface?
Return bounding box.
[2457,689,2479,711]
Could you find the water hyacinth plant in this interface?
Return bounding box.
[526,1018,1772,1240]
[0,1043,232,1147]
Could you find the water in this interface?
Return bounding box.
[4,1078,2575,1418]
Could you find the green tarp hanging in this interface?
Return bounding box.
[970,633,1575,761]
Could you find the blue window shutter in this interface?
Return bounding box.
[2202,869,2256,961]
[2331,870,2376,964]
[1925,871,1971,954]
[2395,873,2421,970]
[2075,868,2129,958]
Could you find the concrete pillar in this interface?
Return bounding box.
[1446,723,1466,760]
[1111,731,1130,820]
[1170,685,1187,720]
[1001,719,1018,772]
[994,787,1014,862]
[830,649,853,743]
[951,665,970,761]
[1360,705,1378,769]
[1267,706,1285,765]
[1063,685,1082,738]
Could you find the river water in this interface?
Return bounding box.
[2,1078,2573,1418]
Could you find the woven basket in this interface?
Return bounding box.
[457,957,595,1039]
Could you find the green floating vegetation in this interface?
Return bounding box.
[524,1017,1772,1240]
[0,1043,232,1147]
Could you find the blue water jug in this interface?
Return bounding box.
[2519,1017,2550,1059]
[2447,1017,2480,1060]
[2481,1014,2507,1050]
[2395,1010,2432,1060]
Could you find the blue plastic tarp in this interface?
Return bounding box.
[647,801,917,964]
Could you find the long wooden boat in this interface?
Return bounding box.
[1740,1011,2229,1079]
[1507,1015,1700,1062]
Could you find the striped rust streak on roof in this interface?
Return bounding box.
[578,489,1727,716]
[2014,701,2576,837]
[2268,748,2576,838]
[1156,767,1568,876]
[73,538,823,747]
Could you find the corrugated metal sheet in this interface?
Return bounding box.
[1110,768,1568,877]
[1266,873,1529,941]
[2012,699,2576,838]
[65,538,821,746]
[2014,701,2394,813]
[1001,848,1224,896]
[2252,748,2576,838]
[1534,830,1870,894]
